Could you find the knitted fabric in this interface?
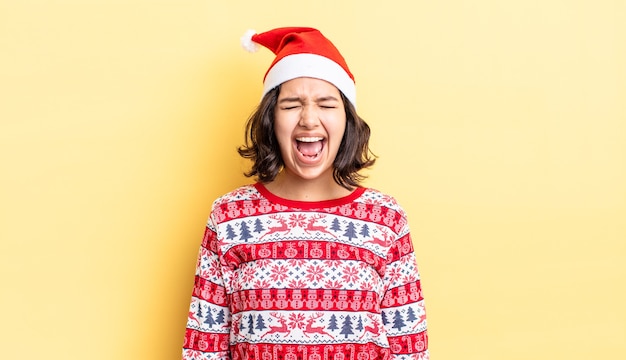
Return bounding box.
[183,183,428,360]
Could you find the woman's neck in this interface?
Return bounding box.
[264,171,353,202]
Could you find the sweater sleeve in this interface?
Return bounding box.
[381,228,429,360]
[182,215,231,360]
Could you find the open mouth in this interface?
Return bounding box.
[296,137,325,158]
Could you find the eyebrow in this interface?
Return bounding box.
[316,96,340,102]
[277,97,301,104]
[277,96,340,104]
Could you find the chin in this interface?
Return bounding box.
[287,166,334,182]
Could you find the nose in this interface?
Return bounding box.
[298,104,319,128]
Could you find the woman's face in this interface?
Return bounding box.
[273,77,346,183]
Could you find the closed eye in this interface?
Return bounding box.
[278,97,302,110]
[317,97,340,109]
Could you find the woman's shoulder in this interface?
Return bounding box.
[211,184,262,208]
[359,187,406,211]
[357,187,410,234]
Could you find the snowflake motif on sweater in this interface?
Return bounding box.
[183,183,428,360]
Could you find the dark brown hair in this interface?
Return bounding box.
[238,85,376,189]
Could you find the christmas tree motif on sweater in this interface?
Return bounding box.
[407,306,418,323]
[328,314,339,331]
[253,218,265,233]
[214,309,226,325]
[359,223,370,238]
[392,309,406,331]
[247,314,255,334]
[238,221,253,242]
[203,307,215,328]
[255,314,266,332]
[225,224,237,241]
[382,311,389,326]
[194,302,203,323]
[236,316,245,334]
[340,315,354,338]
[342,221,358,241]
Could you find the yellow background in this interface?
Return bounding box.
[1,1,624,359]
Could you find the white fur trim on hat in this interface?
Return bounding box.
[240,29,259,53]
[263,53,357,108]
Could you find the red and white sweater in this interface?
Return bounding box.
[183,183,428,360]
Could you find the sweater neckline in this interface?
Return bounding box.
[254,182,366,209]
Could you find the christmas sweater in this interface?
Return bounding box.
[183,183,428,360]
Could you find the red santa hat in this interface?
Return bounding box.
[241,27,357,107]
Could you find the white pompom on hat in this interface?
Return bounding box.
[241,27,357,108]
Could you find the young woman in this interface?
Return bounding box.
[182,27,428,360]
